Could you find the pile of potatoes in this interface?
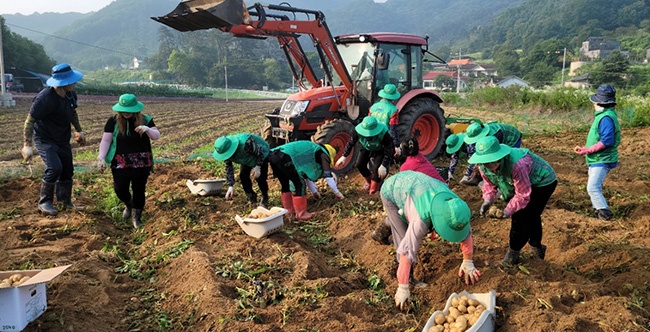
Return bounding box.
[487,206,504,218]
[428,294,487,332]
[247,206,285,219]
[0,274,31,288]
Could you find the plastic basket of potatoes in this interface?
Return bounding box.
[423,290,496,332]
[235,206,287,239]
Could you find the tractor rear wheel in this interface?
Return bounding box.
[397,97,445,160]
[261,120,281,149]
[312,119,357,174]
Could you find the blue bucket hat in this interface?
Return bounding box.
[213,136,239,161]
[463,122,490,144]
[46,64,84,87]
[590,84,616,105]
[378,84,400,100]
[112,94,144,113]
[468,136,511,164]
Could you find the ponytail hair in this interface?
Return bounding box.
[400,137,419,157]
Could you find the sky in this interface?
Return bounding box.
[0,0,116,15]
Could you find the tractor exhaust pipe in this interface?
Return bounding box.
[152,0,248,31]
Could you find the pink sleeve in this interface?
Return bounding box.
[97,132,113,160]
[504,155,533,216]
[396,254,412,285]
[480,170,498,203]
[459,231,474,256]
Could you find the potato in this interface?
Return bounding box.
[450,296,459,307]
[467,305,476,314]
[458,298,468,307]
[434,313,446,325]
[1,278,11,285]
[428,326,444,332]
[476,304,486,312]
[457,304,467,313]
[269,207,285,214]
[467,298,480,307]
[9,274,23,283]
[460,295,468,301]
[0,283,11,289]
[468,314,479,327]
[446,315,455,324]
[15,276,30,286]
[454,316,468,330]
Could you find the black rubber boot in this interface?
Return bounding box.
[596,209,613,221]
[132,209,143,228]
[38,181,58,216]
[122,200,133,220]
[501,248,520,266]
[56,180,84,211]
[371,218,392,245]
[246,192,257,205]
[533,244,547,260]
[260,192,269,208]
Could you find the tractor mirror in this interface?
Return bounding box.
[377,52,390,70]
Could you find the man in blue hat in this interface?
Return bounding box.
[573,84,620,221]
[22,63,86,216]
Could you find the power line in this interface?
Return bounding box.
[5,22,140,58]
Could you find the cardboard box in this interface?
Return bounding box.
[0,265,71,332]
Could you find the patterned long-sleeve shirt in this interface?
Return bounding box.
[480,154,533,217]
[449,143,476,176]
[341,132,393,167]
[225,136,267,187]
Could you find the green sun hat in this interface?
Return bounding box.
[355,116,387,137]
[430,192,471,243]
[463,122,490,144]
[112,94,144,113]
[445,133,465,154]
[378,84,400,100]
[468,136,511,164]
[212,136,239,161]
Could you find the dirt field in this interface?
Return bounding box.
[0,95,648,332]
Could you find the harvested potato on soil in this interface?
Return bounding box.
[430,295,488,332]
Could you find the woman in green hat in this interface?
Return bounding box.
[460,121,523,185]
[444,133,477,183]
[212,133,270,207]
[380,171,481,311]
[369,84,402,156]
[269,141,343,221]
[468,136,556,265]
[336,116,394,194]
[96,94,160,228]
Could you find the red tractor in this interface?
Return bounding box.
[154,0,447,173]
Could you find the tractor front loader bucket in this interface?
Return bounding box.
[152,0,246,31]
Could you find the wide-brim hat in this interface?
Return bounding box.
[46,63,84,87]
[356,116,386,137]
[323,144,336,167]
[212,136,239,161]
[112,94,144,113]
[378,83,400,100]
[463,122,490,144]
[468,136,511,164]
[445,133,465,154]
[589,84,616,104]
[430,192,471,243]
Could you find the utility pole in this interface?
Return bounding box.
[224,65,228,102]
[456,49,461,94]
[0,26,14,107]
[560,47,566,87]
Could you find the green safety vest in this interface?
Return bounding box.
[229,134,270,167]
[487,122,522,147]
[359,127,388,152]
[104,115,153,169]
[479,148,556,201]
[272,140,327,181]
[585,108,620,165]
[370,99,398,129]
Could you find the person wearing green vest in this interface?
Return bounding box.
[212,134,270,207]
[369,84,401,156]
[269,141,343,221]
[573,84,621,221]
[469,136,557,266]
[336,116,394,194]
[380,171,481,311]
[461,121,523,186]
[97,94,160,228]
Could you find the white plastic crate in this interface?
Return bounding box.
[186,179,226,196]
[423,290,496,332]
[235,207,287,239]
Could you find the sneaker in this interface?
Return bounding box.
[596,209,613,221]
[533,244,546,260]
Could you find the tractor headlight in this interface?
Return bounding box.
[280,99,310,117]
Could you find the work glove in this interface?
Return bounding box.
[335,156,347,167]
[225,186,235,200]
[21,145,33,161]
[458,259,481,285]
[479,200,492,217]
[447,171,454,181]
[334,191,345,200]
[394,284,410,311]
[378,165,387,179]
[459,175,471,185]
[96,159,107,173]
[134,125,149,136]
[394,147,401,158]
[252,166,261,179]
[74,132,86,146]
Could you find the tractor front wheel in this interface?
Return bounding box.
[397,98,445,160]
[312,119,357,174]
